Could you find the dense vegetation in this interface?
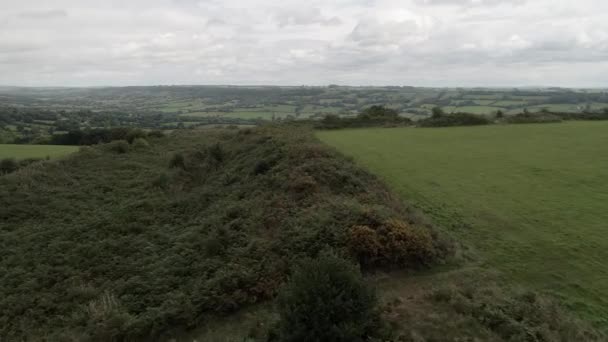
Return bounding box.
[318,121,608,331]
[0,126,449,341]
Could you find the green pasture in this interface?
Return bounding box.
[318,121,608,329]
[0,144,78,160]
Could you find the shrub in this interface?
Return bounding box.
[203,234,226,257]
[84,291,135,341]
[152,173,170,189]
[107,140,129,154]
[169,153,186,169]
[360,105,399,119]
[208,143,224,163]
[125,129,146,143]
[286,172,318,197]
[348,225,382,267]
[131,137,149,149]
[431,106,445,118]
[348,219,437,268]
[275,253,381,342]
[147,130,165,138]
[0,158,18,174]
[380,219,436,266]
[253,160,271,175]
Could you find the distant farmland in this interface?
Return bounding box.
[318,121,608,329]
[0,144,78,160]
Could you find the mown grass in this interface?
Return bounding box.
[318,121,608,330]
[0,144,78,160]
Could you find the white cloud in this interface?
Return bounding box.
[0,0,607,86]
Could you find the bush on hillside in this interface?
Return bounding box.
[274,253,382,342]
[106,140,129,154]
[131,137,150,149]
[0,158,18,174]
[348,219,437,268]
[169,153,186,169]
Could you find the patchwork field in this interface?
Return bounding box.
[0,144,78,160]
[318,121,608,329]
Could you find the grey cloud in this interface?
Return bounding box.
[414,0,526,6]
[349,19,424,47]
[18,9,68,19]
[275,7,342,27]
[0,0,607,87]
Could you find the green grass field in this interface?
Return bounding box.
[0,144,78,160]
[318,121,608,329]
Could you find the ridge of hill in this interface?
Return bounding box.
[0,126,448,340]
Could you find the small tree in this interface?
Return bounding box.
[169,153,186,169]
[431,106,444,118]
[496,110,504,119]
[276,253,380,342]
[0,158,18,174]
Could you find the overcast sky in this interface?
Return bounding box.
[1,0,608,87]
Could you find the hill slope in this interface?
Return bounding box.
[0,127,447,341]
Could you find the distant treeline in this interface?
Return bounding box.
[44,127,164,145]
[0,105,261,144]
[314,106,411,129]
[316,106,608,129]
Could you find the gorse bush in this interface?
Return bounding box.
[275,253,381,342]
[348,219,437,268]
